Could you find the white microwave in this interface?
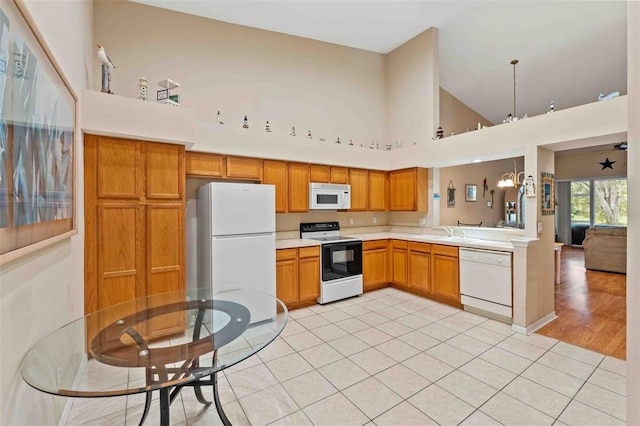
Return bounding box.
[309,183,351,210]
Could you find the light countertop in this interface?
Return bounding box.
[277,232,514,252]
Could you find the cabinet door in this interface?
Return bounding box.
[392,248,407,287]
[432,245,460,302]
[409,251,431,292]
[97,203,145,310]
[95,136,142,199]
[186,152,225,177]
[226,156,262,180]
[298,256,320,302]
[363,242,388,290]
[276,260,298,306]
[368,170,387,211]
[349,168,369,211]
[145,142,184,200]
[330,167,349,184]
[288,163,310,212]
[310,164,330,183]
[263,160,288,213]
[146,203,186,337]
[389,168,428,212]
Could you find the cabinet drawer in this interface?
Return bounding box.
[391,239,408,249]
[409,241,431,253]
[185,152,225,177]
[432,244,459,257]
[298,246,320,259]
[276,248,297,261]
[363,240,388,251]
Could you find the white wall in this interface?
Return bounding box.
[627,1,640,423]
[0,1,93,424]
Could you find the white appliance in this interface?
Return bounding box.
[197,182,276,323]
[309,183,351,210]
[459,248,513,321]
[300,222,362,304]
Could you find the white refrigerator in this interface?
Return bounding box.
[197,182,276,323]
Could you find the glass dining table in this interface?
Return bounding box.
[20,288,288,426]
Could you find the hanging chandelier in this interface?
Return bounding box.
[498,159,524,188]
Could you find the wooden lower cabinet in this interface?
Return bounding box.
[276,246,320,309]
[431,244,460,302]
[363,240,389,291]
[391,240,408,287]
[408,242,431,292]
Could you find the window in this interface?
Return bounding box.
[569,178,626,245]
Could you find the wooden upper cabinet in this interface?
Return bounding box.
[95,136,142,199]
[349,168,368,211]
[288,162,310,213]
[226,156,262,180]
[310,164,330,183]
[145,142,184,200]
[330,167,349,184]
[368,170,388,211]
[185,152,225,177]
[263,160,288,213]
[389,167,428,212]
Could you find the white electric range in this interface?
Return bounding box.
[300,222,363,304]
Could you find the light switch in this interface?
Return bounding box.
[537,222,543,234]
[349,217,354,225]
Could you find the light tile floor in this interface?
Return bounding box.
[67,287,627,425]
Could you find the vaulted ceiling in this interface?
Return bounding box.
[131,1,627,125]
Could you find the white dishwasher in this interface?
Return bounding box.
[459,248,512,320]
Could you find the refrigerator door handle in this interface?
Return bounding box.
[212,232,275,239]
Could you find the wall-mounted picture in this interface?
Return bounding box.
[541,172,555,215]
[0,0,77,265]
[465,184,477,202]
[447,180,455,208]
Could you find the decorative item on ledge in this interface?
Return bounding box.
[157,79,180,106]
[290,126,296,136]
[319,134,325,141]
[548,101,555,113]
[243,116,249,128]
[386,144,392,151]
[436,126,444,139]
[97,44,115,94]
[598,91,620,101]
[497,159,524,188]
[138,77,147,101]
[349,139,354,146]
[524,175,536,197]
[216,110,224,125]
[265,121,271,132]
[335,137,341,144]
[307,130,312,139]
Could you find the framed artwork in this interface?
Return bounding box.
[465,184,477,202]
[0,0,78,265]
[447,180,455,208]
[541,172,555,215]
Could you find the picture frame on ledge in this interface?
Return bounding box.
[465,184,477,202]
[0,0,78,265]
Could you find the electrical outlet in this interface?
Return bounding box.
[419,218,426,225]
[349,217,354,225]
[373,216,377,224]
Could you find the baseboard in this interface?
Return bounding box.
[511,311,557,335]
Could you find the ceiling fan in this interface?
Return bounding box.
[613,141,628,151]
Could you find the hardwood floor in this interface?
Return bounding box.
[537,246,626,359]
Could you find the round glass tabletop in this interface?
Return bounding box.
[20,288,288,398]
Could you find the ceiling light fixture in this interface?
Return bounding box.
[498,158,524,188]
[511,59,518,118]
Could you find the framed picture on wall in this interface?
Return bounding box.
[465,184,477,202]
[541,172,555,215]
[0,0,78,265]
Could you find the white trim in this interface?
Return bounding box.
[511,311,557,335]
[58,354,88,426]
